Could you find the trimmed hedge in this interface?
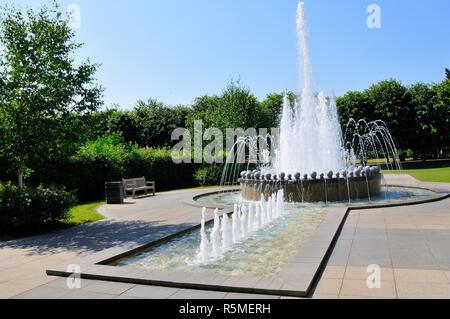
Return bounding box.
[125,147,199,193]
[194,165,224,186]
[59,134,200,202]
[0,183,76,231]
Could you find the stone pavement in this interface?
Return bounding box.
[313,197,450,299]
[1,176,450,299]
[0,188,216,299]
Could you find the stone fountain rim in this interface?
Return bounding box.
[186,183,436,210]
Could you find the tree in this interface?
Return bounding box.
[336,90,372,128]
[220,80,259,129]
[106,110,140,144]
[0,3,103,187]
[364,80,415,149]
[260,91,297,128]
[185,94,222,135]
[446,68,450,81]
[432,80,450,151]
[408,83,437,157]
[186,80,260,132]
[132,98,190,147]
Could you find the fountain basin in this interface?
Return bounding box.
[240,171,382,203]
[112,204,326,277]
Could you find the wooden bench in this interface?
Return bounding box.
[122,177,155,199]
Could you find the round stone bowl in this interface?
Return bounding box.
[239,169,382,203]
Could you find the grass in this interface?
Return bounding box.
[65,201,105,225]
[385,166,450,183]
[0,201,105,242]
[165,185,224,192]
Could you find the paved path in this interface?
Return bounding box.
[0,188,216,299]
[1,176,450,299]
[314,197,450,299]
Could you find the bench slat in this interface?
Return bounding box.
[122,177,155,198]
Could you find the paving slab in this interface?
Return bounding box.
[62,290,116,299]
[168,288,227,300]
[121,285,179,299]
[396,282,450,299]
[340,279,397,298]
[313,278,343,295]
[393,269,448,283]
[13,286,74,299]
[224,292,280,299]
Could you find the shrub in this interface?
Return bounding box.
[0,183,76,231]
[124,147,199,191]
[68,133,134,201]
[64,135,200,202]
[194,165,224,186]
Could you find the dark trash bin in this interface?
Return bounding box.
[105,181,124,204]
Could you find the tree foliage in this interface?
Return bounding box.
[93,99,190,148]
[365,80,415,149]
[184,80,292,135]
[0,2,103,187]
[259,91,297,128]
[132,99,190,147]
[432,80,450,150]
[408,83,437,155]
[338,79,450,157]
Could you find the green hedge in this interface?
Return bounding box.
[0,183,76,231]
[125,147,199,192]
[62,134,200,202]
[194,165,224,186]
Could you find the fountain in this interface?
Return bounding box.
[225,2,400,203]
[192,1,401,265]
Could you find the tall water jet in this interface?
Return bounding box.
[275,2,346,175]
[297,2,313,93]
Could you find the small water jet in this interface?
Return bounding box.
[197,190,285,264]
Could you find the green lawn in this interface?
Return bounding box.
[1,201,106,242]
[386,167,450,183]
[65,201,105,225]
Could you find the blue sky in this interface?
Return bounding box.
[2,0,450,109]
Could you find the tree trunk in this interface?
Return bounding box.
[18,163,25,189]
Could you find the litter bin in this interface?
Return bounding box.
[105,181,124,204]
